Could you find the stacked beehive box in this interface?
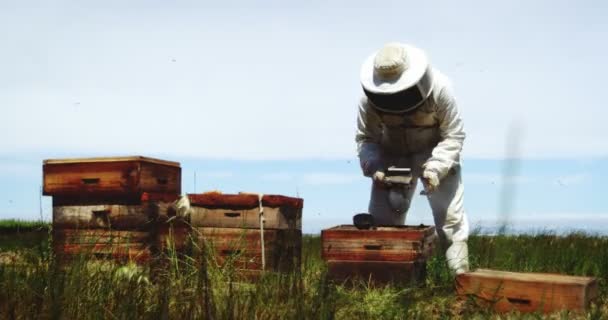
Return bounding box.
[321,225,436,285]
[188,193,303,277]
[43,156,182,264]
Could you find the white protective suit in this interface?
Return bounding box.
[356,69,470,274]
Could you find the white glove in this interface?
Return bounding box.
[421,170,440,194]
[372,171,386,185]
[173,195,191,218]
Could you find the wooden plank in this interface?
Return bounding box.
[44,161,140,196]
[188,193,303,210]
[43,157,181,196]
[139,162,181,195]
[155,222,191,252]
[195,227,280,245]
[322,241,435,262]
[53,228,153,264]
[206,249,273,270]
[322,234,436,252]
[195,228,301,256]
[43,156,180,167]
[56,243,150,252]
[321,225,435,262]
[456,269,599,313]
[52,194,178,208]
[55,246,152,264]
[190,206,301,230]
[54,229,150,244]
[321,225,435,241]
[195,227,301,272]
[52,195,144,206]
[326,260,426,285]
[53,204,154,229]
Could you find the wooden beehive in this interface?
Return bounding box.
[43,156,181,198]
[53,203,155,230]
[44,156,183,264]
[196,227,301,273]
[52,195,184,264]
[188,193,303,275]
[321,225,436,284]
[53,229,152,263]
[188,193,302,230]
[151,199,192,254]
[456,269,599,314]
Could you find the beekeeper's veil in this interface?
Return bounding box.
[360,43,434,113]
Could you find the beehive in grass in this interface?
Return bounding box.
[44,156,183,264]
[188,192,303,277]
[321,225,436,285]
[456,269,599,314]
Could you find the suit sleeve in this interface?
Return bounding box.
[355,98,384,177]
[423,84,466,179]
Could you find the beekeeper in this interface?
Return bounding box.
[356,42,469,275]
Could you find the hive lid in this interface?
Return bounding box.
[322,224,436,239]
[188,192,304,209]
[43,156,180,167]
[465,269,597,285]
[325,225,434,232]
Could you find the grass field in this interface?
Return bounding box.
[0,221,607,319]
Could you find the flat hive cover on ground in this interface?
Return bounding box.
[456,268,599,313]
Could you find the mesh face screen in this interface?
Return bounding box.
[364,85,425,113]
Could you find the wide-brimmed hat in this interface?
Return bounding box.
[360,43,434,113]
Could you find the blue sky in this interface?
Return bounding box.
[1,1,607,233]
[1,155,607,234]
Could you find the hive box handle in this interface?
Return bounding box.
[507,297,531,305]
[224,212,241,218]
[156,178,169,185]
[363,244,383,250]
[81,178,100,185]
[221,249,242,255]
[92,209,111,216]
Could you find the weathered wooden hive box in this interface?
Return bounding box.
[321,225,436,284]
[456,269,599,314]
[188,193,303,276]
[43,156,183,264]
[43,156,181,198]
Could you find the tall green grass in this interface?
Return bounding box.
[0,219,49,233]
[0,226,607,319]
